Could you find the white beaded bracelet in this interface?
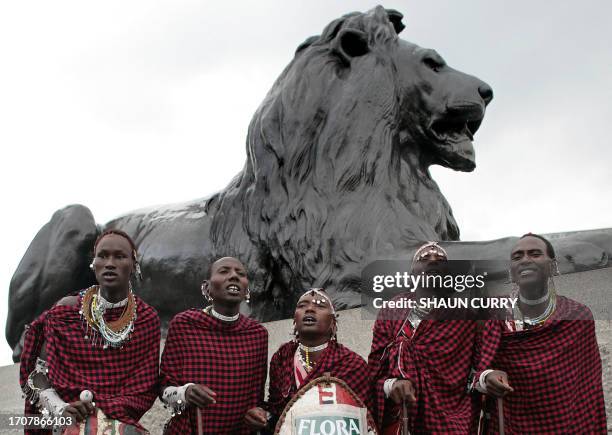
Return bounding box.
[162,383,194,416]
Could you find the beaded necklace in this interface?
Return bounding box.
[203,306,240,322]
[80,285,137,349]
[298,341,329,372]
[513,293,556,330]
[519,290,550,306]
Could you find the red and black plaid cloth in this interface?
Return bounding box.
[19,292,161,434]
[267,340,371,421]
[478,296,607,434]
[159,309,268,435]
[368,295,499,434]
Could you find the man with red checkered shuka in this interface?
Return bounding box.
[368,242,502,435]
[244,288,371,434]
[159,257,268,434]
[475,233,607,434]
[20,230,160,434]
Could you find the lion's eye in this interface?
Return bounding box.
[423,57,443,73]
[423,56,446,72]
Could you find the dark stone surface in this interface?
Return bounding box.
[6,205,99,354]
[6,7,612,358]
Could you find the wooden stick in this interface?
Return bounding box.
[402,400,411,435]
[197,408,203,435]
[497,397,505,435]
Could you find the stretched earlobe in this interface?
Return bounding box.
[291,321,299,342]
[135,262,143,281]
[551,260,560,276]
[201,281,212,302]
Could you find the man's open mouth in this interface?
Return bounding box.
[227,284,240,294]
[519,268,538,277]
[302,315,317,325]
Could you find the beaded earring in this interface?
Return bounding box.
[201,283,213,302]
[135,262,143,281]
[291,322,299,342]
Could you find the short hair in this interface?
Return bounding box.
[207,256,245,278]
[520,232,556,259]
[94,229,138,260]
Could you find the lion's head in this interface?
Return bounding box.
[212,6,493,313]
[245,6,491,179]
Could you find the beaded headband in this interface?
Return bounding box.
[298,288,337,316]
[412,241,448,265]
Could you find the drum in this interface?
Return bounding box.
[274,373,378,435]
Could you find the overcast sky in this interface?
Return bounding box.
[1,0,610,366]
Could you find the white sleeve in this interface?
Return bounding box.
[383,378,398,398]
[475,369,495,393]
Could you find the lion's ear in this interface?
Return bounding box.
[333,28,369,65]
[385,9,405,34]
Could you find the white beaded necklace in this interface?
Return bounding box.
[209,307,239,322]
[97,292,128,309]
[519,290,550,306]
[298,342,329,353]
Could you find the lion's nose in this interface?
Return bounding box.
[478,83,494,106]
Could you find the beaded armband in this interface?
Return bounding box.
[23,357,49,405]
[23,358,69,418]
[162,383,193,416]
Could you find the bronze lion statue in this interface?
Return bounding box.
[8,6,610,358]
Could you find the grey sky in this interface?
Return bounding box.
[1,0,610,365]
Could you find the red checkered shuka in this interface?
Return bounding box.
[19,293,161,435]
[368,295,500,435]
[267,340,371,421]
[481,296,607,434]
[159,309,268,435]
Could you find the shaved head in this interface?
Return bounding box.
[208,257,245,277]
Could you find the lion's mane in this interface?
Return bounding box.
[210,7,458,310]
